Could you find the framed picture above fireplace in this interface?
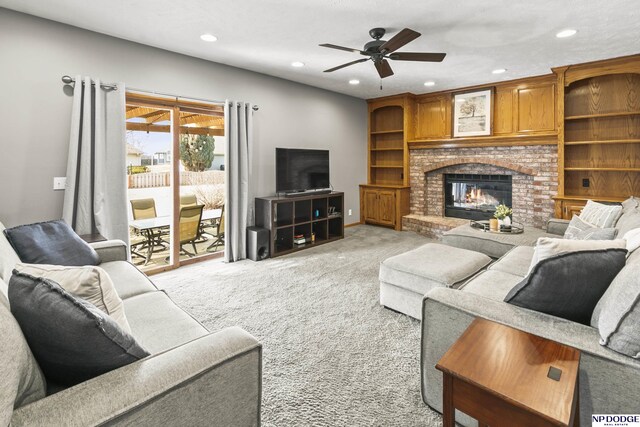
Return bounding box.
[452,88,493,137]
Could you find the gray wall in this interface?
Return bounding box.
[0,8,367,227]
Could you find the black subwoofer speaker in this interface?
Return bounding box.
[247,226,269,261]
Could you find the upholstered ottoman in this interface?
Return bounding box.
[379,243,492,319]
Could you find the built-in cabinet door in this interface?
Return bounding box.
[364,190,380,222]
[377,191,396,226]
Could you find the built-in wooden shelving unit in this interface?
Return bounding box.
[553,57,640,218]
[359,95,412,230]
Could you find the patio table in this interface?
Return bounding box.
[130,209,222,264]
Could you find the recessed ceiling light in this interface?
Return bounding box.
[424,81,435,87]
[200,34,218,42]
[291,61,305,67]
[492,68,507,74]
[556,29,577,38]
[349,79,360,85]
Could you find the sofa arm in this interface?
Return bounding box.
[421,288,640,426]
[91,239,128,263]
[11,327,262,427]
[546,218,570,235]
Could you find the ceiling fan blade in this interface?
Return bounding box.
[389,52,446,62]
[379,28,421,54]
[324,58,369,73]
[319,43,370,55]
[375,59,394,79]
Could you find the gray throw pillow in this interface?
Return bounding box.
[4,220,100,266]
[579,200,623,229]
[505,249,627,325]
[597,259,640,358]
[8,271,149,386]
[563,215,617,240]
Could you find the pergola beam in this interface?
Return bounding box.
[126,122,224,136]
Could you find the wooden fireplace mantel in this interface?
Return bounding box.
[408,133,558,149]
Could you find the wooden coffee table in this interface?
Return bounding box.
[436,319,580,427]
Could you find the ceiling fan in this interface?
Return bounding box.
[320,28,446,79]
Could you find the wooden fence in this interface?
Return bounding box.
[128,170,224,188]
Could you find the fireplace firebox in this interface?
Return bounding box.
[444,174,512,220]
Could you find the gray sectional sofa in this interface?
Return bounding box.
[421,246,640,426]
[1,229,262,426]
[380,209,640,426]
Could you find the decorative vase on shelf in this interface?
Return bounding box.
[503,216,511,227]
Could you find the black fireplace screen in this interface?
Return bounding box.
[444,174,512,220]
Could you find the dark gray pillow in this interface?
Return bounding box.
[504,249,627,325]
[4,220,100,266]
[8,271,149,385]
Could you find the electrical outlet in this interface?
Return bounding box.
[348,209,352,216]
[582,178,590,188]
[53,177,67,191]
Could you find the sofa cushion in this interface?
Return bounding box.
[579,200,623,229]
[563,215,617,240]
[591,244,640,327]
[488,246,535,278]
[3,220,100,266]
[595,256,640,358]
[0,221,21,283]
[0,277,46,427]
[442,224,554,258]
[528,237,627,272]
[15,263,131,333]
[123,291,209,354]
[615,196,640,237]
[505,249,627,325]
[379,243,491,295]
[99,261,157,299]
[460,270,523,301]
[8,272,149,386]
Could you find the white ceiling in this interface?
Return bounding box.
[2,0,640,99]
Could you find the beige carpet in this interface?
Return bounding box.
[153,225,443,426]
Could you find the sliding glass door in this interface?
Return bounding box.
[124,94,225,273]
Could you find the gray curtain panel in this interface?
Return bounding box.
[224,101,254,262]
[62,76,128,245]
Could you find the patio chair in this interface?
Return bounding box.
[130,198,157,219]
[180,194,197,208]
[207,205,225,252]
[129,198,167,263]
[178,204,205,256]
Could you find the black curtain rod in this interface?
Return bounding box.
[61,75,259,111]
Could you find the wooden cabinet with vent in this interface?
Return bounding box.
[553,55,640,216]
[361,94,412,230]
[359,185,410,230]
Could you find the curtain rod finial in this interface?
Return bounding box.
[62,75,74,84]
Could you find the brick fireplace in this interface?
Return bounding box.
[403,144,558,237]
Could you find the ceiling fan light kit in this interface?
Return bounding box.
[320,27,446,79]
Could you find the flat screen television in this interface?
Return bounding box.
[276,148,330,194]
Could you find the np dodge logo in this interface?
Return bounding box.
[592,415,640,426]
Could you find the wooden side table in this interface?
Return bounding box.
[436,319,580,427]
